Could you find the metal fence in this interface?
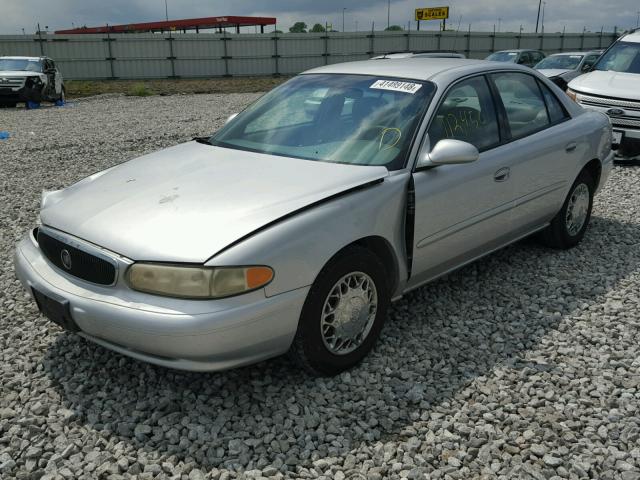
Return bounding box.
[0,30,618,80]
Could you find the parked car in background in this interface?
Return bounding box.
[486,49,546,68]
[0,56,65,108]
[535,51,602,90]
[15,58,613,376]
[568,29,640,162]
[372,51,466,59]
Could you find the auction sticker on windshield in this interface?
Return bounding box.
[370,80,422,94]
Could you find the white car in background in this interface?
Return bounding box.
[0,56,65,108]
[568,29,640,162]
[535,51,602,90]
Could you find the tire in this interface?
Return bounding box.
[56,86,65,106]
[539,169,595,249]
[289,246,391,376]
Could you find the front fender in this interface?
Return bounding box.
[207,173,411,298]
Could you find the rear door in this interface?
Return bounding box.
[408,74,517,288]
[489,71,577,234]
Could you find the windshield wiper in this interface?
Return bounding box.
[193,136,214,146]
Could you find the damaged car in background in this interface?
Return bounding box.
[534,50,602,91]
[0,56,65,108]
[15,58,613,376]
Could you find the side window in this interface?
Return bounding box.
[519,52,532,65]
[492,72,550,139]
[534,52,544,64]
[538,80,569,123]
[427,76,500,151]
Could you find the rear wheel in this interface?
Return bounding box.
[539,170,594,249]
[289,246,390,376]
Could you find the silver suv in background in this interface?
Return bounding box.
[0,56,65,108]
[568,29,640,162]
[535,51,602,90]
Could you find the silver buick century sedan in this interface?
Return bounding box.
[15,58,614,376]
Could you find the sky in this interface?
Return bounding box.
[1,0,639,35]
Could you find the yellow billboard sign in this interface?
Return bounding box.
[415,7,450,21]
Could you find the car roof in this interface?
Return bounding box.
[548,51,600,56]
[303,57,532,82]
[372,51,465,60]
[0,56,44,61]
[493,49,542,53]
[621,30,640,43]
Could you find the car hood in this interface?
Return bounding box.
[537,68,572,78]
[569,70,640,101]
[0,71,42,77]
[41,141,389,263]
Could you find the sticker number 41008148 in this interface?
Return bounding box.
[370,80,422,94]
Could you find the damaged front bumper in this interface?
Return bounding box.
[0,82,45,104]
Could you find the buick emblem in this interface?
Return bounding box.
[606,108,625,117]
[60,249,72,270]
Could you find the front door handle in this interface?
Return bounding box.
[565,142,577,152]
[494,167,510,182]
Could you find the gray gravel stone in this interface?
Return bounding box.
[0,93,639,480]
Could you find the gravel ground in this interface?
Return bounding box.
[1,94,639,480]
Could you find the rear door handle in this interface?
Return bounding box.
[494,167,510,182]
[565,142,577,152]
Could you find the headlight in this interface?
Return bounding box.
[566,88,577,102]
[127,264,274,299]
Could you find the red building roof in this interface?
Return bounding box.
[55,16,276,34]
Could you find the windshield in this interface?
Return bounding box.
[594,41,640,74]
[211,74,435,170]
[486,52,518,62]
[0,58,42,72]
[535,54,583,70]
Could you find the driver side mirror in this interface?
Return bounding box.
[581,64,593,73]
[225,113,238,124]
[416,139,479,169]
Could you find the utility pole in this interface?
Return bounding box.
[342,8,346,32]
[387,0,391,29]
[541,1,546,34]
[535,0,542,33]
[164,0,169,22]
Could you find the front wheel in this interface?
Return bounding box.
[289,246,390,376]
[55,86,65,106]
[539,170,594,249]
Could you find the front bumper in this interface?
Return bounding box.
[577,101,640,161]
[14,231,308,371]
[0,83,45,103]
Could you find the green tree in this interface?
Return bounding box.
[289,22,308,33]
[310,23,326,33]
[384,25,403,31]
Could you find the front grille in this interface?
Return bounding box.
[610,116,640,130]
[576,93,640,112]
[37,230,116,286]
[0,77,25,88]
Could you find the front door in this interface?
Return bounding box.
[408,75,516,289]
